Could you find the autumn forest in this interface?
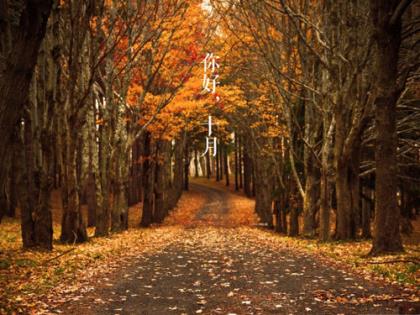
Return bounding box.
[0,0,419,314]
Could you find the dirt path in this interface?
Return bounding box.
[57,182,403,315]
[190,183,230,226]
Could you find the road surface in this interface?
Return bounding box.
[57,182,403,315]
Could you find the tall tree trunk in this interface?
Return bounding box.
[86,172,96,227]
[302,159,318,237]
[369,0,406,255]
[350,138,362,236]
[172,133,185,203]
[18,16,60,250]
[335,160,354,240]
[18,120,36,248]
[194,148,199,178]
[289,207,299,236]
[273,200,282,233]
[361,184,372,238]
[319,169,331,241]
[281,203,288,235]
[95,112,110,237]
[154,141,170,223]
[6,149,17,218]
[243,145,252,197]
[289,179,299,236]
[219,141,223,181]
[254,158,273,227]
[224,144,230,186]
[111,151,129,232]
[235,133,239,190]
[239,136,243,189]
[0,0,53,200]
[335,106,356,240]
[86,100,97,227]
[184,136,190,191]
[216,140,220,182]
[199,156,206,179]
[206,151,211,179]
[140,132,154,227]
[60,130,88,243]
[302,87,319,237]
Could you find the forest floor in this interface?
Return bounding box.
[0,179,419,314]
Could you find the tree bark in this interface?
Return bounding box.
[361,183,373,238]
[184,136,190,191]
[18,120,36,248]
[289,208,299,236]
[0,0,53,201]
[369,0,407,255]
[6,148,17,218]
[140,132,154,227]
[194,148,199,178]
[254,157,273,227]
[239,136,243,189]
[302,158,318,237]
[206,151,211,179]
[95,109,110,237]
[235,133,239,190]
[216,140,220,182]
[154,141,170,223]
[60,130,88,244]
[224,144,230,186]
[243,145,252,197]
[335,160,354,239]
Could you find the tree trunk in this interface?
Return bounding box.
[86,172,96,227]
[224,144,230,186]
[154,141,170,223]
[184,136,190,191]
[18,121,36,248]
[302,85,319,237]
[84,98,96,228]
[206,150,211,179]
[239,136,243,189]
[199,156,206,179]
[281,202,288,235]
[194,148,199,178]
[60,131,88,244]
[361,184,372,238]
[140,132,154,227]
[243,146,252,197]
[0,0,53,201]
[235,133,239,190]
[369,0,405,255]
[95,115,110,237]
[254,158,273,227]
[350,139,362,236]
[172,133,185,205]
[216,140,220,182]
[5,147,17,218]
[335,160,355,240]
[302,164,318,237]
[111,152,129,232]
[273,200,283,233]
[319,169,331,241]
[289,207,299,236]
